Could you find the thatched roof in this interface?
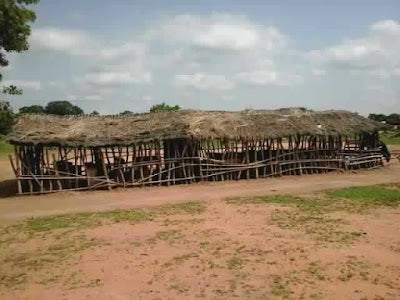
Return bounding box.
[9,108,383,147]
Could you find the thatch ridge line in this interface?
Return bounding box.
[9,108,384,147]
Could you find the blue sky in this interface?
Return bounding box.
[2,0,399,115]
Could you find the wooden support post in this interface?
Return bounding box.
[100,150,112,190]
[13,146,23,194]
[52,154,63,190]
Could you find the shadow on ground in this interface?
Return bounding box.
[0,179,17,198]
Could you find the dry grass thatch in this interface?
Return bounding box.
[9,108,383,147]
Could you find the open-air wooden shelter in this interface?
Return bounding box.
[8,108,385,195]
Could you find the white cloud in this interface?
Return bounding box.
[311,69,326,76]
[84,71,152,86]
[48,81,66,88]
[30,27,93,55]
[97,42,147,62]
[235,70,278,85]
[67,94,103,101]
[30,28,152,88]
[370,19,400,35]
[2,80,41,91]
[16,16,399,115]
[153,14,286,52]
[235,70,302,86]
[308,19,400,74]
[174,73,234,90]
[83,95,103,101]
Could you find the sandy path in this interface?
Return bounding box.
[0,160,399,223]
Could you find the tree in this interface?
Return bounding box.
[150,102,181,113]
[19,104,44,114]
[386,113,400,126]
[45,101,84,116]
[0,0,39,83]
[3,85,22,95]
[368,113,386,122]
[0,101,15,135]
[89,110,99,116]
[119,110,134,116]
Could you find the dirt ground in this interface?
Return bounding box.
[1,185,400,299]
[0,149,400,299]
[0,155,400,223]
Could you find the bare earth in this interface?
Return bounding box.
[0,158,399,223]
[0,153,400,299]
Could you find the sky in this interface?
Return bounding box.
[1,0,400,115]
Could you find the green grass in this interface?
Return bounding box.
[328,186,400,208]
[238,185,400,214]
[155,201,205,215]
[380,130,400,145]
[0,136,12,155]
[270,209,363,243]
[3,201,205,235]
[227,185,400,244]
[0,201,206,288]
[0,234,100,288]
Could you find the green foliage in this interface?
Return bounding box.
[119,110,134,116]
[89,110,99,116]
[0,101,15,135]
[0,0,39,81]
[150,102,181,113]
[368,113,400,125]
[368,113,386,122]
[44,101,84,116]
[386,113,400,126]
[2,85,22,95]
[380,130,400,145]
[19,104,44,114]
[0,135,13,153]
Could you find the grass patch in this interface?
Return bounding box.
[307,261,327,281]
[0,201,205,288]
[163,253,199,268]
[97,209,153,223]
[327,186,400,210]
[156,229,183,241]
[155,201,205,215]
[337,257,371,282]
[256,195,329,212]
[271,209,363,243]
[380,130,400,145]
[0,136,12,154]
[228,185,400,244]
[229,185,400,214]
[269,275,292,298]
[3,201,205,235]
[226,256,244,270]
[0,234,100,288]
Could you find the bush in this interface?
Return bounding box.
[44,101,83,116]
[0,101,15,135]
[150,102,180,113]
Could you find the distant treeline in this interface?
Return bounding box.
[0,100,181,135]
[368,113,400,125]
[18,101,181,116]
